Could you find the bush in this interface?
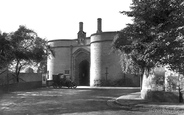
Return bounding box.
[93,77,139,87]
[112,77,137,87]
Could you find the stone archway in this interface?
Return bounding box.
[72,48,90,86]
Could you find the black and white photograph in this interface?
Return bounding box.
[1,0,184,114]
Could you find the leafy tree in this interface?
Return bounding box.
[37,59,47,73]
[0,32,14,84]
[116,51,142,86]
[167,74,184,91]
[166,72,184,102]
[8,26,49,82]
[113,0,184,99]
[0,32,13,70]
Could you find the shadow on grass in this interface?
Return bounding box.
[145,91,182,103]
[114,91,184,112]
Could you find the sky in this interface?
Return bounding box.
[0,0,133,41]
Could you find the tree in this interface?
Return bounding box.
[8,26,49,82]
[113,0,184,99]
[37,58,47,73]
[0,32,14,85]
[116,50,143,86]
[0,32,13,70]
[165,70,184,102]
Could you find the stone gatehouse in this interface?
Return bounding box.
[47,18,140,86]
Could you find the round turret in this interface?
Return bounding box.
[90,32,123,86]
[47,39,75,80]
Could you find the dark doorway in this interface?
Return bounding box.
[79,60,90,86]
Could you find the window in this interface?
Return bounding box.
[65,70,69,74]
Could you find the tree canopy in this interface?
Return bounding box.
[113,0,184,75]
[0,26,51,82]
[0,32,13,69]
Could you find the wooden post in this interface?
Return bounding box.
[105,67,108,81]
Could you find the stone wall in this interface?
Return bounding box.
[19,73,42,82]
[0,73,42,93]
[0,81,42,93]
[0,72,42,85]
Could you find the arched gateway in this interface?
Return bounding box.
[72,48,90,86]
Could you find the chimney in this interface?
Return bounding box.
[79,22,83,31]
[77,21,86,40]
[97,18,102,33]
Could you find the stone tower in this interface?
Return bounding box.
[90,18,122,86]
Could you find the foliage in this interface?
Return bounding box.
[0,32,13,70]
[117,51,142,75]
[167,74,184,91]
[37,59,47,73]
[93,77,139,87]
[112,77,138,87]
[8,26,49,82]
[0,25,50,82]
[113,0,184,76]
[0,25,54,83]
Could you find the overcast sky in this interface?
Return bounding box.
[0,0,132,40]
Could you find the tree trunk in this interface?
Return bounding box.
[141,67,166,99]
[123,73,126,85]
[140,69,155,99]
[140,74,143,90]
[16,75,19,82]
[179,87,183,103]
[15,61,22,83]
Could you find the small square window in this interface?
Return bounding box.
[65,70,69,74]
